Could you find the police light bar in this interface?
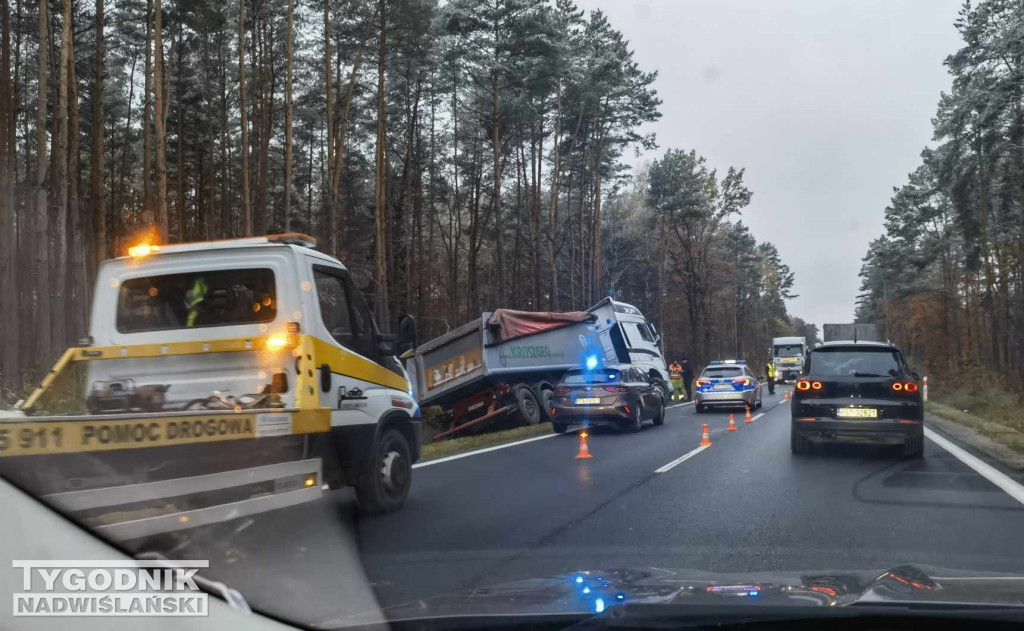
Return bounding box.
[709,359,745,365]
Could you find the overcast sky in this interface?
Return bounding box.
[578,0,963,328]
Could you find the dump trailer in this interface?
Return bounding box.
[823,323,881,343]
[0,234,421,550]
[406,299,672,439]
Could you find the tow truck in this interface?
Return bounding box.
[0,234,420,545]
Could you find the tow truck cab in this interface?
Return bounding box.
[4,234,420,533]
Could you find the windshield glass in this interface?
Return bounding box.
[562,369,622,384]
[702,367,743,378]
[6,0,1024,626]
[117,268,277,332]
[808,348,901,377]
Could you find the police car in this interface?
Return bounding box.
[694,360,763,413]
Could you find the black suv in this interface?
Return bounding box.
[790,341,923,457]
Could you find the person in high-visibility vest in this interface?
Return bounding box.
[668,361,684,401]
[185,277,209,327]
[766,359,776,395]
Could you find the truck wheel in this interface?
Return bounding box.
[537,387,555,421]
[355,428,412,514]
[515,385,541,426]
[552,421,568,434]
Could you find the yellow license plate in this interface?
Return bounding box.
[837,408,878,419]
[576,398,600,405]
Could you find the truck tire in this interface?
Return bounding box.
[537,386,555,421]
[355,428,412,514]
[552,421,568,434]
[515,385,542,426]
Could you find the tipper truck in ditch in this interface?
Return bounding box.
[405,298,672,438]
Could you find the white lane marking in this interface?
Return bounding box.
[654,445,710,474]
[413,432,560,468]
[416,400,695,470]
[752,413,765,421]
[924,427,1024,507]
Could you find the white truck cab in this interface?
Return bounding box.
[588,298,673,397]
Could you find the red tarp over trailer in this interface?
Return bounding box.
[486,309,593,343]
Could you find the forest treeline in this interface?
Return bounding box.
[857,0,1024,390]
[0,0,810,396]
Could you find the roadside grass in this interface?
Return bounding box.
[419,422,557,462]
[927,387,1024,455]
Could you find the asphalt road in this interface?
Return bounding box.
[134,385,1024,625]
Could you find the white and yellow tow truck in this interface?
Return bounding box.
[0,234,421,543]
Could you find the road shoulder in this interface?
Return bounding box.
[926,406,1024,472]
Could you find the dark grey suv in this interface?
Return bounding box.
[790,341,924,457]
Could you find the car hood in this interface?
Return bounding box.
[375,565,1024,620]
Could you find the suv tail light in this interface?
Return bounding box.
[796,379,823,391]
[604,386,629,393]
[895,381,919,393]
[732,378,751,386]
[554,387,570,394]
[696,379,710,387]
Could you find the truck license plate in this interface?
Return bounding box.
[837,408,877,419]
[576,398,600,405]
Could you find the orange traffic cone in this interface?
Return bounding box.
[745,407,754,423]
[699,423,712,446]
[575,430,593,459]
[727,413,738,431]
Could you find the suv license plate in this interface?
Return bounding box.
[712,384,732,391]
[576,398,600,405]
[837,408,878,419]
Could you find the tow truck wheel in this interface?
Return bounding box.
[355,428,412,514]
[515,385,541,426]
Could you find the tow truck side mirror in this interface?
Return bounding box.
[398,314,417,353]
